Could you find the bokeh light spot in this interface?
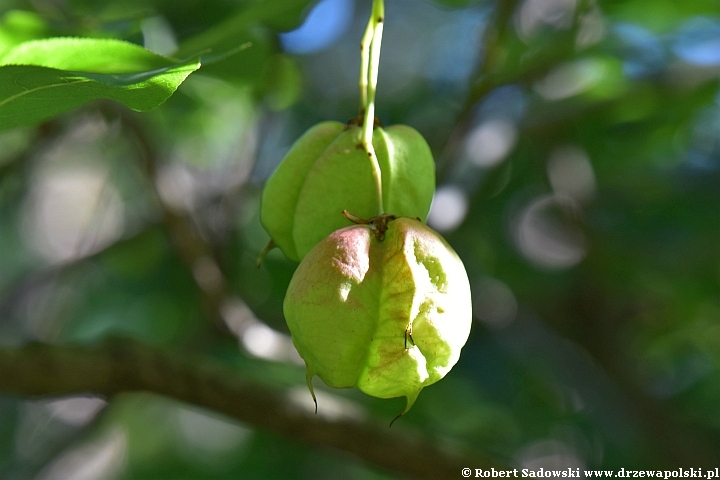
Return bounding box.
[534,59,606,100]
[517,0,576,40]
[465,118,518,168]
[427,185,469,233]
[473,277,518,329]
[23,167,124,265]
[547,145,596,203]
[514,195,587,269]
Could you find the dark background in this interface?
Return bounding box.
[0,0,719,477]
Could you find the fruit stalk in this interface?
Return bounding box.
[360,0,385,215]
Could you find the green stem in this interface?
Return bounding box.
[359,0,385,216]
[359,19,372,112]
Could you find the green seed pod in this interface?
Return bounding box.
[260,121,435,262]
[283,216,472,416]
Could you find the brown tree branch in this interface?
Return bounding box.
[0,338,509,478]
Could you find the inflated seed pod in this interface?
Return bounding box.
[260,121,435,262]
[283,216,472,416]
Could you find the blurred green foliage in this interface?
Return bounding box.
[0,0,719,478]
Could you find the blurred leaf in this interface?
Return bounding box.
[604,0,720,32]
[100,228,168,280]
[175,0,317,50]
[432,0,478,7]
[0,397,17,471]
[0,10,48,56]
[254,0,319,31]
[260,54,302,110]
[173,0,315,85]
[0,37,200,130]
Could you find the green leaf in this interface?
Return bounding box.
[0,37,200,130]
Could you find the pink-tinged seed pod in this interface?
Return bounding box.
[283,216,472,417]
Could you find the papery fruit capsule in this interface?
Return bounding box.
[260,121,435,262]
[283,216,471,415]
